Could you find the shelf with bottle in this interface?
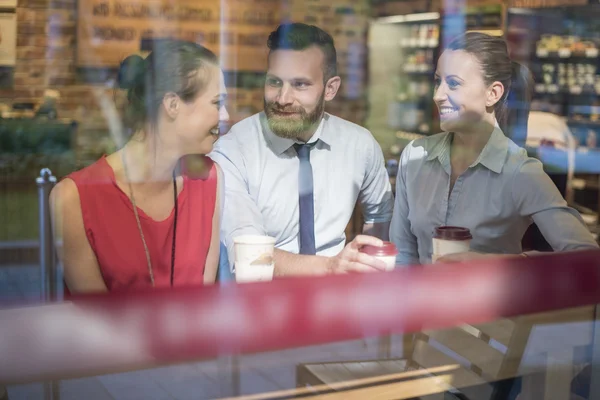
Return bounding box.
[404,65,434,74]
[536,35,600,60]
[567,119,600,129]
[396,81,432,103]
[392,14,441,136]
[567,105,600,128]
[389,80,434,135]
[534,61,600,96]
[403,49,435,74]
[559,103,600,151]
[399,23,439,48]
[534,85,600,96]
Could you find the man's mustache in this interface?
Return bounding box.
[266,103,305,114]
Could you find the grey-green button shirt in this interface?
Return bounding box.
[390,127,598,265]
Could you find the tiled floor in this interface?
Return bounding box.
[5,338,389,400]
[1,264,392,399]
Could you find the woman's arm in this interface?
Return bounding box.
[513,158,598,251]
[203,164,222,284]
[390,143,420,266]
[438,158,598,264]
[50,179,108,293]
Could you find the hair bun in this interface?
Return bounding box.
[117,55,147,89]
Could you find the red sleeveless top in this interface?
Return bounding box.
[67,156,217,291]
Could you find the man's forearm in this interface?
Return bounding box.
[273,249,331,276]
[363,221,390,241]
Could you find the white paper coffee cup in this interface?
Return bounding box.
[432,238,471,262]
[233,235,276,283]
[432,226,472,263]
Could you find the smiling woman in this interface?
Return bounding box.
[390,32,598,266]
[50,40,229,294]
[434,32,533,141]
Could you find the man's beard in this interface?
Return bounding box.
[264,94,325,141]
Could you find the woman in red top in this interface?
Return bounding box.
[50,40,229,293]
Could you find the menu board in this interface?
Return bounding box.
[76,0,282,70]
[0,12,16,67]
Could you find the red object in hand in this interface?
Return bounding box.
[360,241,398,271]
[360,241,398,257]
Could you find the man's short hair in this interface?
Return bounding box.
[267,22,337,81]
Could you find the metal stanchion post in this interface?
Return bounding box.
[36,168,62,302]
[36,168,62,400]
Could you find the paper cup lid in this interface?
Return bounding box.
[360,241,398,256]
[433,226,472,241]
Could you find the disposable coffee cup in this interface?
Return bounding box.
[233,235,276,283]
[359,241,398,271]
[432,226,472,263]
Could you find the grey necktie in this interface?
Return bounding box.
[294,143,316,255]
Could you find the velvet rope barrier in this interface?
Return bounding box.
[1,250,600,384]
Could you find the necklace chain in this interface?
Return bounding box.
[121,150,177,287]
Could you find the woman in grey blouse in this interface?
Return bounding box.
[390,32,598,266]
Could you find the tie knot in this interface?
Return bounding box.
[294,143,311,160]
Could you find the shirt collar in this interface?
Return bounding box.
[425,124,509,174]
[260,112,332,156]
[425,132,452,164]
[474,126,509,173]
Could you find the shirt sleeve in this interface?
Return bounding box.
[512,158,598,251]
[389,143,420,265]
[209,137,268,270]
[359,134,394,224]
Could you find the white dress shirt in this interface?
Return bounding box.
[209,112,394,268]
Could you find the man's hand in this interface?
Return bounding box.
[327,235,388,274]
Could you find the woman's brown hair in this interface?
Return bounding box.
[117,39,219,134]
[446,32,533,141]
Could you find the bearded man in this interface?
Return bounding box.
[210,23,393,276]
